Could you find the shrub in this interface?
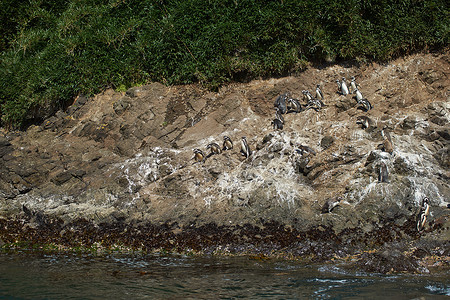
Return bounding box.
[0,0,447,128]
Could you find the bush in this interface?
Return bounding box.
[0,0,447,128]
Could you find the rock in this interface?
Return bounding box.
[393,156,413,175]
[335,97,354,112]
[269,142,284,153]
[113,97,131,115]
[51,171,73,185]
[437,130,449,141]
[357,247,422,274]
[0,53,449,270]
[400,116,417,130]
[419,69,440,84]
[0,137,11,147]
[0,142,13,158]
[126,87,144,98]
[433,147,449,168]
[321,136,334,150]
[430,116,447,126]
[70,169,86,179]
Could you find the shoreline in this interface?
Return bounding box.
[1,216,448,274]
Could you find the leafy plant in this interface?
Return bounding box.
[0,0,447,128]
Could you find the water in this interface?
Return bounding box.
[0,252,448,299]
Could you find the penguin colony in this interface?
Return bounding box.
[190,75,430,227]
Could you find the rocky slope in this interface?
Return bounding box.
[0,52,449,273]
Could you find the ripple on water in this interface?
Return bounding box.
[0,252,448,299]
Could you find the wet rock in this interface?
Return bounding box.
[357,247,421,274]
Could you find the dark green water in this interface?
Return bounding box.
[0,251,448,299]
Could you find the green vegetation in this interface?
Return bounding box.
[0,0,448,128]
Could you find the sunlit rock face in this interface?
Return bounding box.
[0,53,448,264]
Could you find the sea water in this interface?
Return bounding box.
[0,251,448,299]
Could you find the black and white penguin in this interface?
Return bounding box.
[223,136,233,150]
[340,77,349,95]
[206,142,222,155]
[354,88,364,103]
[321,196,343,213]
[287,97,302,113]
[380,127,393,154]
[381,127,393,144]
[417,197,430,232]
[240,136,251,158]
[350,76,359,94]
[306,98,322,111]
[274,93,288,114]
[378,162,389,183]
[356,115,374,130]
[275,107,285,124]
[315,84,324,101]
[358,98,372,111]
[193,148,205,163]
[336,79,342,94]
[272,119,283,130]
[302,90,313,102]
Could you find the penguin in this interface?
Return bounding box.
[302,90,313,102]
[350,76,359,94]
[296,145,317,156]
[315,84,324,101]
[306,98,322,111]
[222,136,233,150]
[336,79,342,94]
[381,127,393,144]
[287,97,302,113]
[341,77,349,95]
[240,136,251,158]
[321,196,343,213]
[272,119,283,130]
[378,162,389,183]
[417,197,430,232]
[275,107,285,124]
[206,142,222,155]
[382,138,394,154]
[358,98,372,111]
[274,93,288,114]
[356,115,375,130]
[355,88,364,103]
[193,148,206,163]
